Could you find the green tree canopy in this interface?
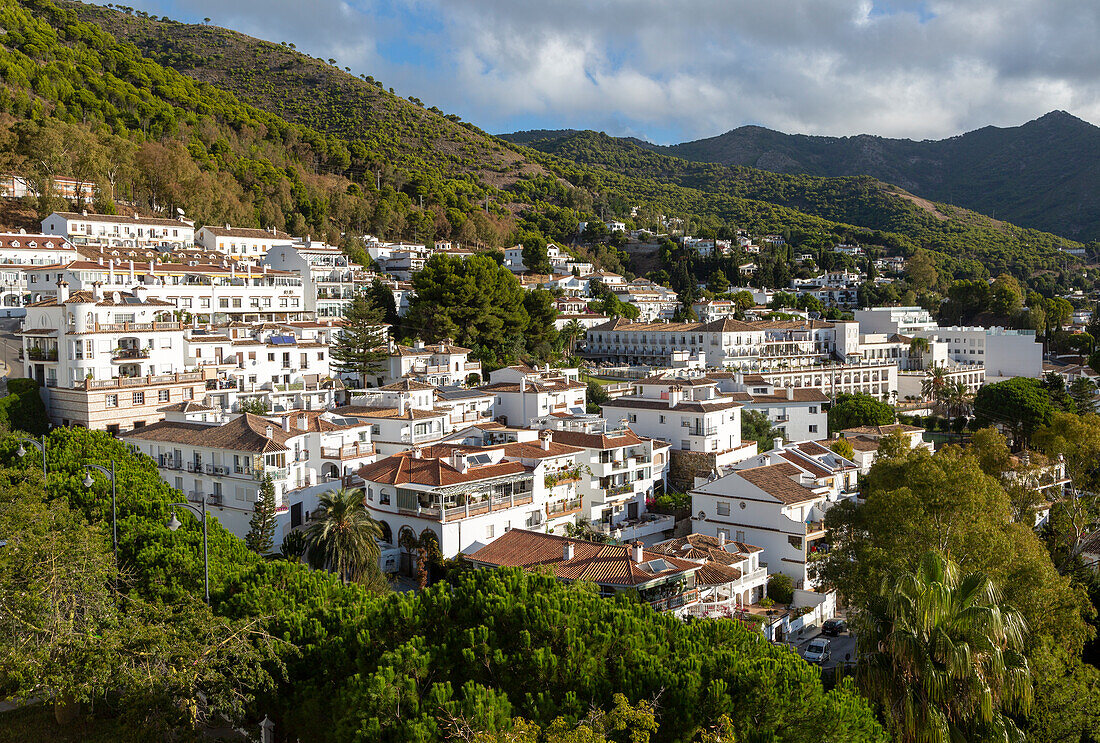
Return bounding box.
[827,393,894,434]
[973,378,1053,447]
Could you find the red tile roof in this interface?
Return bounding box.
[467,530,700,588]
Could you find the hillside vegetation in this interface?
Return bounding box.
[652,112,1100,242]
[0,0,1085,295]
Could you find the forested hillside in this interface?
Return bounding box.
[653,111,1100,241]
[0,0,1087,295]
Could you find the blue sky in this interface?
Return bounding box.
[105,0,1100,144]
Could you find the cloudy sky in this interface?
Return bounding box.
[108,0,1100,145]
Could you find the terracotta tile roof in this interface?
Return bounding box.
[379,379,437,392]
[550,429,663,451]
[52,210,193,228]
[737,462,822,505]
[358,452,529,487]
[200,225,292,240]
[777,451,833,478]
[840,423,923,437]
[28,289,174,307]
[651,533,761,564]
[602,397,740,413]
[0,233,71,250]
[120,412,294,453]
[824,435,880,452]
[467,530,700,588]
[744,389,829,404]
[500,440,584,460]
[331,405,446,421]
[157,400,215,413]
[479,380,586,393]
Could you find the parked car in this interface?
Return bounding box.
[822,618,848,636]
[803,638,831,664]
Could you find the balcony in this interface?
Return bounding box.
[83,321,184,334]
[546,497,584,518]
[439,492,534,523]
[26,347,58,361]
[642,587,700,613]
[321,442,375,460]
[604,482,635,498]
[684,426,719,437]
[256,467,289,481]
[111,347,151,362]
[805,520,826,538]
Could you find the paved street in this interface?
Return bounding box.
[0,317,22,381]
[792,628,858,671]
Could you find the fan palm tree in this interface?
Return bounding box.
[855,551,1032,743]
[561,319,586,357]
[944,380,973,420]
[921,366,950,411]
[302,487,382,583]
[908,336,930,369]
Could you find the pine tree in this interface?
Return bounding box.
[331,295,388,387]
[245,475,277,554]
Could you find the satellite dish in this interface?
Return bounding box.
[176,207,185,215]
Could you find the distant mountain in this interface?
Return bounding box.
[504,113,1100,241]
[660,112,1100,241]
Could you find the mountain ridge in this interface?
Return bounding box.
[504,112,1100,241]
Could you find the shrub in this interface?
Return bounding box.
[767,573,795,605]
[0,378,48,435]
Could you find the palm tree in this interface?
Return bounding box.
[944,380,973,420]
[855,551,1032,743]
[908,337,930,369]
[921,366,949,412]
[561,319,585,357]
[302,487,382,583]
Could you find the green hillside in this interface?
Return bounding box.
[654,112,1100,242]
[0,0,1087,295]
[509,129,1084,283]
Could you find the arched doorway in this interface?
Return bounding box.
[397,525,417,575]
[377,520,393,545]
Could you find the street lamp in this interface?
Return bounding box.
[16,435,47,494]
[83,461,117,565]
[167,498,210,604]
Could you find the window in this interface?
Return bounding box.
[132,391,144,405]
[380,489,391,505]
[681,439,690,450]
[485,524,495,539]
[105,394,118,408]
[736,530,745,542]
[809,424,818,434]
[717,528,730,541]
[788,535,803,549]
[809,406,817,414]
[158,389,171,403]
[659,415,665,424]
[184,388,194,400]
[717,501,730,516]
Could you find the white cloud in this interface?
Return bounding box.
[110,0,1100,143]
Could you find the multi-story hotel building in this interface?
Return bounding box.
[20,282,208,432]
[0,232,79,316]
[195,224,295,263]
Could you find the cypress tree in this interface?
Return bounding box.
[245,475,277,554]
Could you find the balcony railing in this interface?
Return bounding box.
[546,497,584,518]
[321,442,375,460]
[83,321,184,334]
[643,587,700,612]
[26,347,58,361]
[439,492,534,523]
[112,347,150,361]
[85,371,204,390]
[604,482,635,497]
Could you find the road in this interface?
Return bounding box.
[792,628,858,671]
[0,317,22,381]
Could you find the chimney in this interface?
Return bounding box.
[282,416,291,432]
[56,279,69,303]
[718,532,726,547]
[297,415,308,431]
[92,281,104,301]
[540,430,551,451]
[265,425,273,438]
[411,446,422,459]
[81,209,88,217]
[452,451,468,473]
[668,385,681,408]
[97,255,104,266]
[225,223,230,230]
[131,284,148,303]
[631,542,644,564]
[563,541,575,560]
[520,377,527,392]
[786,386,794,400]
[773,436,784,451]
